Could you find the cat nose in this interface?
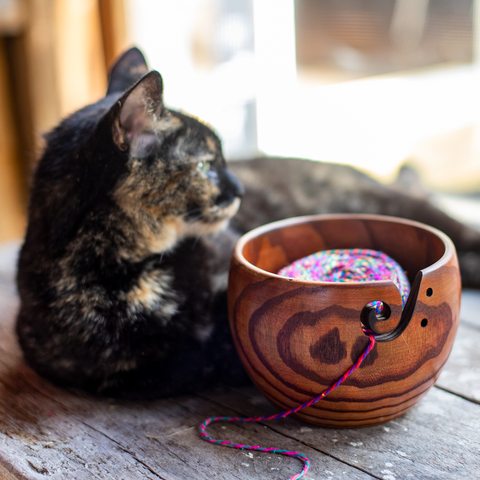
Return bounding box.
[224,168,244,198]
[215,168,244,207]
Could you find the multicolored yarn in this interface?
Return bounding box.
[278,248,410,313]
[199,249,409,480]
[199,328,376,480]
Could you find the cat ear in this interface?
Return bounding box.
[107,47,149,95]
[111,70,164,153]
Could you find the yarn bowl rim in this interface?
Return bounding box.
[233,213,455,286]
[228,213,461,428]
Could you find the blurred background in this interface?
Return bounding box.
[1,0,480,243]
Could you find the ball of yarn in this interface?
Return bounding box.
[278,248,410,312]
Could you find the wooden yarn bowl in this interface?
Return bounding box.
[228,214,461,428]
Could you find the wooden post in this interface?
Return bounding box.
[18,0,108,140]
[98,0,130,69]
[0,0,118,242]
[53,0,107,118]
[0,38,26,242]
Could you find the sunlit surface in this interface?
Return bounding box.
[126,0,480,188]
[260,64,480,180]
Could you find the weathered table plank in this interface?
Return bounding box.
[201,384,480,480]
[436,324,480,404]
[1,243,480,479]
[458,289,480,330]
[0,283,372,479]
[0,240,18,295]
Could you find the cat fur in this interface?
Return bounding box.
[16,47,480,398]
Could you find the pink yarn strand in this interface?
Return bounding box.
[199,329,376,480]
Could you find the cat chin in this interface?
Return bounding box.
[176,197,241,239]
[205,197,241,224]
[195,197,242,233]
[126,198,240,258]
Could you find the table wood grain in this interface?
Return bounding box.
[0,242,479,479]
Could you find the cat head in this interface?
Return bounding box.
[34,47,244,258]
[107,49,244,255]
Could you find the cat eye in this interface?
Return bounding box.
[197,161,212,173]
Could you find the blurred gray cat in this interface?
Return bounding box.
[16,47,480,398]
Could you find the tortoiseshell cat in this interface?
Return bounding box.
[16,48,480,398]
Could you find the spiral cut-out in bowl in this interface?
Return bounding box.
[228,214,461,428]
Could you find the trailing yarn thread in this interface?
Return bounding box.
[199,328,376,480]
[199,249,410,480]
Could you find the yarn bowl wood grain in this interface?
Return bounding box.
[228,214,461,428]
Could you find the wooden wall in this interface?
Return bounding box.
[0,0,129,243]
[0,37,25,243]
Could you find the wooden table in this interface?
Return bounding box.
[1,241,479,480]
